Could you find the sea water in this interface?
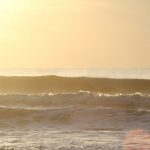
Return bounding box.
[0,68,150,79]
[0,68,150,150]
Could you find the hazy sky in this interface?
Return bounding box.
[0,0,150,68]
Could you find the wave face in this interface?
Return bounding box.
[0,75,150,130]
[0,92,150,130]
[0,76,150,94]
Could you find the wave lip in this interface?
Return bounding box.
[0,92,150,109]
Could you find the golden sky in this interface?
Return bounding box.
[0,0,150,68]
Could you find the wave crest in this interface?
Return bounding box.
[0,92,150,129]
[0,92,150,109]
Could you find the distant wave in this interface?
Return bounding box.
[0,92,150,129]
[0,75,150,94]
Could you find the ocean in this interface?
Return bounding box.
[0,68,150,150]
[0,68,150,79]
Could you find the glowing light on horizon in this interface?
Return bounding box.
[0,0,150,68]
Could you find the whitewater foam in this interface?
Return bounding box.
[0,92,149,130]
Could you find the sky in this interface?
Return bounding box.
[0,0,150,68]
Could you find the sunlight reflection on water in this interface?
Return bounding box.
[124,129,150,150]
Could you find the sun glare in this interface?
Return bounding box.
[0,0,26,11]
[0,0,16,10]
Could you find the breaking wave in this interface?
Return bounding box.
[0,92,150,109]
[0,92,150,130]
[0,75,150,129]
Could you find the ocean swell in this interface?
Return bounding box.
[0,75,150,94]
